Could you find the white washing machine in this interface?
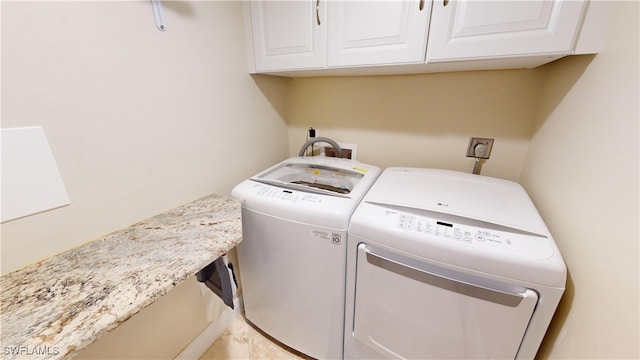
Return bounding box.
[344,168,566,360]
[232,157,380,359]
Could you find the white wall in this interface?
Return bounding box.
[1,1,289,357]
[520,2,639,358]
[288,70,544,181]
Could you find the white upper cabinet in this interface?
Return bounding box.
[245,0,598,75]
[426,0,587,62]
[327,0,431,67]
[249,0,327,72]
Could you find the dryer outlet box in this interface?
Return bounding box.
[466,137,494,159]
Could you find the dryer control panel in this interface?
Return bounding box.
[377,206,555,261]
[398,213,504,244]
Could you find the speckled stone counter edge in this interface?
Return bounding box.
[0,194,242,360]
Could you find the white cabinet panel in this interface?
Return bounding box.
[328,0,431,67]
[250,0,327,71]
[245,0,593,75]
[426,0,587,62]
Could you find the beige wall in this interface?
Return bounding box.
[287,70,545,181]
[1,1,288,358]
[2,1,638,359]
[520,2,639,359]
[1,1,289,275]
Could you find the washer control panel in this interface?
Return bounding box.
[253,182,323,204]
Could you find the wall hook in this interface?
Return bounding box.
[151,0,166,31]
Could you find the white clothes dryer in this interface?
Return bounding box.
[232,157,380,360]
[344,168,566,360]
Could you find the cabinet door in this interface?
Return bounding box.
[426,0,586,62]
[250,0,327,71]
[328,0,431,67]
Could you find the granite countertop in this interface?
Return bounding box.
[0,194,242,360]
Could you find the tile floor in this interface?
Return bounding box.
[199,315,310,360]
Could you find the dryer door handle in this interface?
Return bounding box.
[364,246,533,307]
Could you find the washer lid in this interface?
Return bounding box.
[252,157,372,197]
[363,168,548,236]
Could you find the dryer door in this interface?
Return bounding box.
[352,244,538,359]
